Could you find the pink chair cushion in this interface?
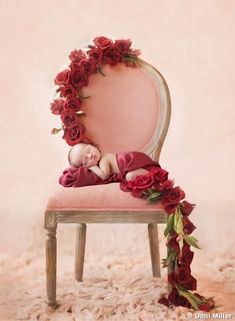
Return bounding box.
[47,183,164,211]
[80,63,160,153]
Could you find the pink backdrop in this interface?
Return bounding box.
[0,0,235,288]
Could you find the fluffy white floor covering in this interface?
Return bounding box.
[0,224,234,321]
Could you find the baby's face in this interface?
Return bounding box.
[78,144,101,167]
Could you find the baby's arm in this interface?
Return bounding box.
[89,159,110,180]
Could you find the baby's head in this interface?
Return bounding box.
[68,143,101,168]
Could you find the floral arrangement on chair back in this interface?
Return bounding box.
[50,36,216,312]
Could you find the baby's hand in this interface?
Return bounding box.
[88,165,107,180]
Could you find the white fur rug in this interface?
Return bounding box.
[0,224,235,321]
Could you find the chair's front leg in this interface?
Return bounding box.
[75,223,86,282]
[148,223,161,277]
[45,212,57,308]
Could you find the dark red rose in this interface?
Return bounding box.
[154,179,174,192]
[50,99,64,115]
[64,95,81,112]
[126,172,155,197]
[198,304,212,312]
[70,70,88,88]
[103,47,122,66]
[62,125,87,146]
[87,47,103,66]
[183,216,196,235]
[161,187,185,214]
[169,267,197,291]
[157,296,170,307]
[180,200,195,216]
[168,287,191,308]
[79,57,97,75]
[59,84,77,98]
[93,36,113,50]
[180,242,194,266]
[167,234,180,253]
[69,61,81,72]
[114,39,132,54]
[69,49,86,62]
[150,167,168,182]
[61,110,79,128]
[198,298,215,312]
[54,69,71,85]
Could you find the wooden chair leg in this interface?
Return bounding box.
[148,223,161,277]
[75,223,86,282]
[45,227,57,308]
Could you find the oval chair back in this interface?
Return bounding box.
[81,59,171,162]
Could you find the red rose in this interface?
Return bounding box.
[180,200,195,216]
[167,234,180,253]
[93,36,113,50]
[168,287,191,308]
[64,96,81,112]
[54,69,70,85]
[183,216,196,235]
[114,39,132,54]
[62,125,87,146]
[168,267,197,291]
[103,47,122,66]
[59,84,77,98]
[180,242,194,266]
[150,167,168,182]
[61,110,79,128]
[79,57,97,75]
[69,61,81,72]
[69,49,86,62]
[161,186,185,214]
[50,99,64,115]
[157,296,170,307]
[87,47,103,66]
[126,172,155,197]
[70,70,88,88]
[154,179,174,192]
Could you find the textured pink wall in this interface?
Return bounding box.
[0,0,235,253]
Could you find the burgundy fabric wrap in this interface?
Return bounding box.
[59,151,160,187]
[116,151,160,180]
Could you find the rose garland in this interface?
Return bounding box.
[51,36,216,312]
[50,36,141,145]
[120,167,215,311]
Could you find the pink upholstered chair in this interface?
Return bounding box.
[44,59,171,307]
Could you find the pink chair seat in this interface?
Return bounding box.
[47,183,164,212]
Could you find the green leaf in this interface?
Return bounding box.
[162,249,177,267]
[76,111,86,115]
[97,66,106,76]
[164,214,174,237]
[177,289,199,310]
[184,234,201,249]
[79,95,91,100]
[186,292,204,305]
[174,208,183,234]
[147,192,162,202]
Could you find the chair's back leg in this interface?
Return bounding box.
[45,226,57,307]
[75,223,87,282]
[148,223,161,277]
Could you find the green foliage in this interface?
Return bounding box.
[184,234,201,249]
[164,214,174,237]
[174,207,183,234]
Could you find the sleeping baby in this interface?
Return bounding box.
[68,143,159,182]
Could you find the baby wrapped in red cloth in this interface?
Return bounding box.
[59,143,160,187]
